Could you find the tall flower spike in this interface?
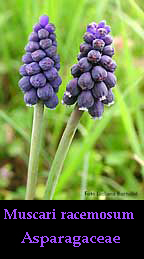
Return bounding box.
[19,15,62,109]
[62,20,117,119]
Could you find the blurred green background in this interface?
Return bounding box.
[0,0,144,200]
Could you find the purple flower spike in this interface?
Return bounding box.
[63,20,117,119]
[19,15,62,109]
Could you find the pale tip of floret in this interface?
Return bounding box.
[61,100,65,105]
[65,91,72,98]
[107,101,115,107]
[79,107,88,112]
[100,96,106,101]
[26,104,33,107]
[92,116,102,120]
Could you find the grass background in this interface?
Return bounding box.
[0,0,144,200]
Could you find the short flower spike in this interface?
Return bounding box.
[19,15,62,109]
[62,21,117,119]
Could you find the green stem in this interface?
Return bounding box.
[44,105,84,200]
[25,101,44,200]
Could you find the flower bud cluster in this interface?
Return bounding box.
[19,15,62,109]
[63,21,117,119]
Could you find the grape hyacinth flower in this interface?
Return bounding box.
[19,15,61,200]
[19,15,62,110]
[44,21,117,200]
[62,20,117,119]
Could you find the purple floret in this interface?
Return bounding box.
[39,39,52,49]
[100,55,117,72]
[104,72,117,88]
[55,62,60,71]
[87,22,97,34]
[38,29,49,39]
[71,64,82,78]
[66,78,80,97]
[44,93,59,109]
[49,33,56,41]
[33,23,42,32]
[78,72,94,90]
[44,67,58,81]
[22,53,33,64]
[45,46,57,57]
[80,43,92,55]
[19,65,28,76]
[62,94,78,106]
[78,57,92,72]
[50,76,62,88]
[78,90,94,111]
[103,35,113,45]
[83,32,96,43]
[102,89,114,106]
[24,88,38,106]
[39,15,49,27]
[92,82,108,101]
[29,32,39,42]
[30,73,47,88]
[88,100,104,119]
[93,39,105,52]
[103,46,114,57]
[37,83,54,100]
[25,41,39,52]
[25,62,41,76]
[53,54,60,63]
[87,50,101,64]
[92,66,107,82]
[18,76,32,92]
[39,57,54,70]
[45,23,55,33]
[32,50,46,62]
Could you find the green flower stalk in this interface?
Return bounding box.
[44,105,83,200]
[25,101,44,200]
